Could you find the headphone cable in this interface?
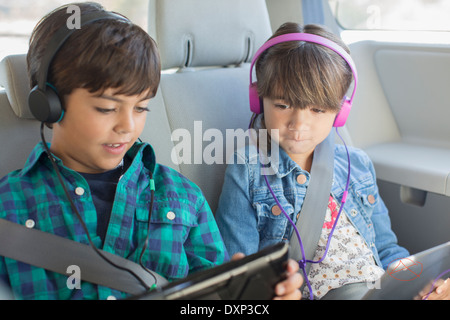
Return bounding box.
[262,127,351,300]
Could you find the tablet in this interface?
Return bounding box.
[362,241,450,300]
[134,242,289,300]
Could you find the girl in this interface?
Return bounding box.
[215,23,411,299]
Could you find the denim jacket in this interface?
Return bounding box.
[215,143,409,270]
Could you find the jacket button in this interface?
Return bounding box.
[367,195,376,204]
[271,205,282,216]
[296,174,307,185]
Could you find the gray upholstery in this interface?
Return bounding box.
[0,55,44,176]
[0,0,273,213]
[0,54,33,119]
[149,0,272,70]
[145,0,272,212]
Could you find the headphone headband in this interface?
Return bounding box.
[36,11,129,91]
[249,33,358,127]
[29,10,129,123]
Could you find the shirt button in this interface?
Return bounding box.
[75,187,85,196]
[271,205,282,216]
[106,295,117,300]
[350,209,358,217]
[25,219,35,229]
[367,194,376,204]
[166,211,176,220]
[296,174,307,185]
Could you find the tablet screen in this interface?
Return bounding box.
[363,241,450,300]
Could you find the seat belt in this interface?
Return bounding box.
[0,218,168,296]
[289,130,335,281]
[321,281,369,300]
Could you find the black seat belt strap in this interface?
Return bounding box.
[0,218,168,295]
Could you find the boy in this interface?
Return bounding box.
[0,3,301,300]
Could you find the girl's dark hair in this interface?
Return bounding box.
[255,22,353,113]
[27,2,161,103]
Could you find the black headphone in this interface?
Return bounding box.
[28,11,129,123]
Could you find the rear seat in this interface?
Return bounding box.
[0,0,272,213]
[0,55,44,177]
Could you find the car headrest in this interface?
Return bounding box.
[150,0,273,70]
[0,54,33,119]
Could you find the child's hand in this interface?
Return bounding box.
[230,253,303,300]
[417,278,450,300]
[273,259,303,300]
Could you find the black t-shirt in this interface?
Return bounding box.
[80,157,131,243]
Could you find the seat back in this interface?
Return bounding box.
[144,0,272,212]
[0,55,45,177]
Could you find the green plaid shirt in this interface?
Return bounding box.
[0,142,228,300]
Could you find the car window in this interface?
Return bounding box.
[328,0,450,31]
[0,0,148,62]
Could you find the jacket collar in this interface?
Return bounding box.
[268,146,302,178]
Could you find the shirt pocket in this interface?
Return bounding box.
[135,200,199,241]
[135,200,198,280]
[349,176,378,227]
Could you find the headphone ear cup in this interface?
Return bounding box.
[29,85,63,123]
[249,83,262,114]
[333,97,352,127]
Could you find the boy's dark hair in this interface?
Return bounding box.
[255,23,353,113]
[27,2,161,104]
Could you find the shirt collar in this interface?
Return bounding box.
[20,142,52,176]
[266,146,302,178]
[125,141,156,174]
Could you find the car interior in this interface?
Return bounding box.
[0,0,449,297]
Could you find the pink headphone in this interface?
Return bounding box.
[249,33,358,127]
